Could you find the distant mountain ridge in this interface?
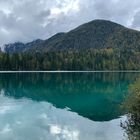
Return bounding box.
[2,39,43,53]
[2,19,140,53]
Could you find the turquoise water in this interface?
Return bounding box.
[0,72,139,140]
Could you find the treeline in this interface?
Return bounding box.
[0,48,140,70]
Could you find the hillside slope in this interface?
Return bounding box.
[3,19,140,53]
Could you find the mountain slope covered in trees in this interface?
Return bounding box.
[1,19,140,70]
[2,19,140,53]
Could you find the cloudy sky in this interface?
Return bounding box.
[0,0,140,45]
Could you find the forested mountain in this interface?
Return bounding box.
[28,20,140,52]
[0,19,140,70]
[2,19,140,53]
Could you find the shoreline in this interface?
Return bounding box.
[0,70,140,73]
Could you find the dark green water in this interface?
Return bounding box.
[0,72,139,140]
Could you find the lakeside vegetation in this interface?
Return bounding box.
[121,78,140,140]
[0,48,140,71]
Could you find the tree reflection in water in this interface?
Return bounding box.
[0,72,137,121]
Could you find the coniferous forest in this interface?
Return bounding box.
[0,47,140,71]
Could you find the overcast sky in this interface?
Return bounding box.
[0,0,140,45]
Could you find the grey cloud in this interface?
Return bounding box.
[0,0,140,45]
[131,10,140,30]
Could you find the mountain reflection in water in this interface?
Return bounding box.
[0,72,138,121]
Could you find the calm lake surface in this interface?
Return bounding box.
[0,72,139,140]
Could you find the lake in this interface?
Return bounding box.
[0,72,139,140]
